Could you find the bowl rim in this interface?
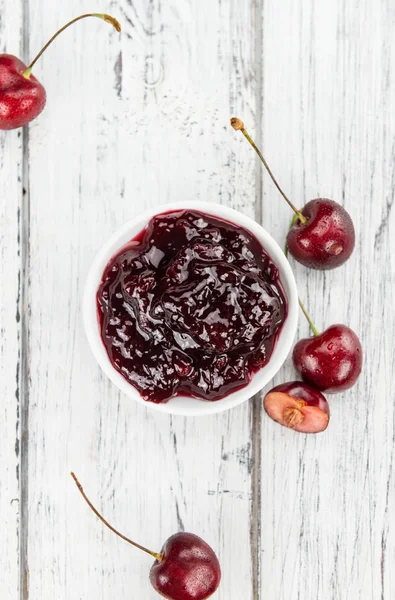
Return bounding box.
[83,201,298,416]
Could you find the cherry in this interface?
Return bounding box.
[293,300,362,393]
[230,118,355,270]
[264,381,330,433]
[0,13,121,130]
[286,199,355,269]
[150,533,221,600]
[0,55,46,129]
[71,473,221,600]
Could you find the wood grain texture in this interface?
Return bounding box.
[2,0,394,598]
[0,0,24,597]
[258,2,395,599]
[24,0,257,598]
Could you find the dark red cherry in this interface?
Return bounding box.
[0,55,46,129]
[293,324,362,393]
[71,474,221,600]
[0,14,120,130]
[230,118,355,270]
[150,533,221,600]
[264,381,329,433]
[286,199,355,269]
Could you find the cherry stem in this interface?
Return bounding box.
[283,406,304,429]
[23,13,121,77]
[298,298,320,337]
[284,214,299,256]
[230,118,307,224]
[284,245,320,335]
[70,472,163,563]
[282,216,319,336]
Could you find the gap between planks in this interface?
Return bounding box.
[19,116,30,600]
[249,0,265,597]
[19,0,30,596]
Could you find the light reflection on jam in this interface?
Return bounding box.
[97,210,287,403]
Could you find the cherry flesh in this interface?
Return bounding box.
[150,533,221,600]
[71,473,221,600]
[0,13,120,130]
[286,199,355,270]
[293,324,362,393]
[264,381,330,433]
[230,118,355,270]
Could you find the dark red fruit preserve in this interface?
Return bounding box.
[97,210,287,403]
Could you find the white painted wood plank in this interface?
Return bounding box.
[0,133,22,598]
[259,1,395,599]
[25,1,257,598]
[0,0,24,596]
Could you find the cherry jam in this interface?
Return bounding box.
[97,210,287,403]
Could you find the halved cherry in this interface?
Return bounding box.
[264,381,330,433]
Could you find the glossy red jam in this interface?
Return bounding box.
[97,210,287,403]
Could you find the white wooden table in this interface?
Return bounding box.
[1,1,394,598]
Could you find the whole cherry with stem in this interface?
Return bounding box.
[230,117,355,270]
[0,13,121,130]
[293,298,362,393]
[71,473,221,600]
[264,381,330,433]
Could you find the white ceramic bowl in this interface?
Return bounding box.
[84,202,298,416]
